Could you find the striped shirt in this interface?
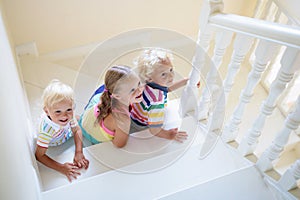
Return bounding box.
[131,82,168,128]
[36,113,73,148]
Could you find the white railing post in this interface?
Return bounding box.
[197,30,233,120]
[180,0,223,117]
[257,95,300,172]
[222,40,280,142]
[223,34,254,101]
[239,47,300,156]
[278,160,300,191]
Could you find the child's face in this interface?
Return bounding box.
[149,64,174,87]
[44,99,74,126]
[115,74,144,105]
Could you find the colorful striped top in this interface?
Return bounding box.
[131,82,168,128]
[79,93,116,144]
[36,113,73,148]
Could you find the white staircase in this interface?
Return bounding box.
[20,52,285,199]
[1,0,300,200]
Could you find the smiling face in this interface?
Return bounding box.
[44,99,74,126]
[149,63,174,87]
[113,73,144,105]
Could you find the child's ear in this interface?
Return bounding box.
[43,107,49,115]
[146,76,152,82]
[111,93,121,100]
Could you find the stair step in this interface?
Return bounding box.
[41,134,251,199]
[159,166,275,200]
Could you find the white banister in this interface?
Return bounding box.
[257,96,300,172]
[222,40,280,142]
[239,47,300,156]
[209,13,300,49]
[278,160,300,191]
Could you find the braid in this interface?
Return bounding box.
[96,65,131,123]
[97,92,111,122]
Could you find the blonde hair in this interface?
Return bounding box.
[97,65,133,122]
[42,79,74,109]
[135,48,173,83]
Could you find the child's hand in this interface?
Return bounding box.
[174,131,188,143]
[69,119,77,128]
[74,152,89,169]
[166,128,188,143]
[60,162,81,182]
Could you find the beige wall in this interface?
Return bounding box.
[2,0,256,55]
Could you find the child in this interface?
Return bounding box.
[130,48,188,142]
[35,80,89,182]
[79,65,144,147]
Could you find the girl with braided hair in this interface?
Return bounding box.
[79,65,144,147]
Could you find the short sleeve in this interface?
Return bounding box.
[147,103,165,128]
[36,131,52,148]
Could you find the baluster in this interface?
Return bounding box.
[222,40,280,142]
[180,0,224,117]
[257,96,300,172]
[223,34,254,101]
[254,0,272,19]
[197,30,233,120]
[262,0,279,22]
[278,160,300,191]
[276,71,299,115]
[199,90,225,159]
[238,48,300,156]
[180,31,212,117]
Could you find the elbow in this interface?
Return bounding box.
[35,151,41,161]
[113,140,127,148]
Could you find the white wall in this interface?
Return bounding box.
[2,0,256,55]
[0,2,41,199]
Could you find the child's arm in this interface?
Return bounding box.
[70,120,89,169]
[112,127,129,148]
[168,78,189,92]
[35,146,81,182]
[149,127,188,143]
[112,114,130,148]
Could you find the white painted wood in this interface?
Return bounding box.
[239,47,300,155]
[223,34,254,100]
[180,0,223,117]
[180,29,212,117]
[209,13,300,49]
[41,139,251,200]
[273,0,300,25]
[197,30,233,120]
[160,166,275,200]
[257,96,300,172]
[222,40,280,142]
[256,0,272,19]
[278,160,300,191]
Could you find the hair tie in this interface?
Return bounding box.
[104,87,113,98]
